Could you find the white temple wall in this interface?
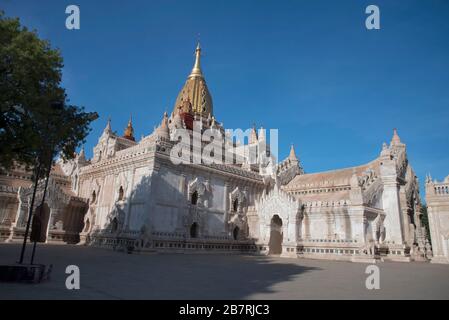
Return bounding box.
[246,210,260,240]
[151,204,179,232]
[125,166,153,231]
[147,161,233,236]
[348,207,365,242]
[307,214,327,240]
[426,177,449,264]
[96,205,109,229]
[381,181,404,244]
[205,212,226,235]
[209,178,225,212]
[333,209,352,239]
[127,203,146,231]
[301,207,364,242]
[155,167,183,203]
[100,174,114,206]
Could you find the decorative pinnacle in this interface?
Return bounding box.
[123,114,135,141]
[289,144,298,161]
[189,42,203,78]
[391,128,402,145]
[105,117,112,133]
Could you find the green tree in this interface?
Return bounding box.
[420,205,431,243]
[0,11,97,263]
[0,10,96,170]
[420,205,432,243]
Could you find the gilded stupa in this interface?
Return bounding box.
[123,115,135,141]
[173,43,213,117]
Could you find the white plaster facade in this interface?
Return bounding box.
[0,161,88,244]
[425,175,449,264]
[0,45,430,262]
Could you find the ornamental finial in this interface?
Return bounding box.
[189,42,203,78]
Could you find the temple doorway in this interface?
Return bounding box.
[111,218,118,233]
[190,222,198,238]
[30,203,50,243]
[233,226,239,240]
[268,215,283,255]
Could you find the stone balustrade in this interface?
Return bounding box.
[433,184,449,195]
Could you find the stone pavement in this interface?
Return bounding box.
[0,243,448,299]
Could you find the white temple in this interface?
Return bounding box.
[0,44,433,262]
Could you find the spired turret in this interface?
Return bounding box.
[104,117,112,134]
[156,112,170,140]
[288,144,298,161]
[172,43,213,118]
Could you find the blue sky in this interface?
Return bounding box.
[2,0,449,196]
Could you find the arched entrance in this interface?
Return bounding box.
[118,186,124,201]
[191,191,198,205]
[30,203,51,243]
[190,222,198,238]
[268,215,283,255]
[233,226,239,240]
[111,218,118,233]
[232,199,238,212]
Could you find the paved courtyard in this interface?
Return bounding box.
[0,243,448,299]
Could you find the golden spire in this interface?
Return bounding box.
[173,43,213,117]
[189,42,203,79]
[123,114,135,141]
